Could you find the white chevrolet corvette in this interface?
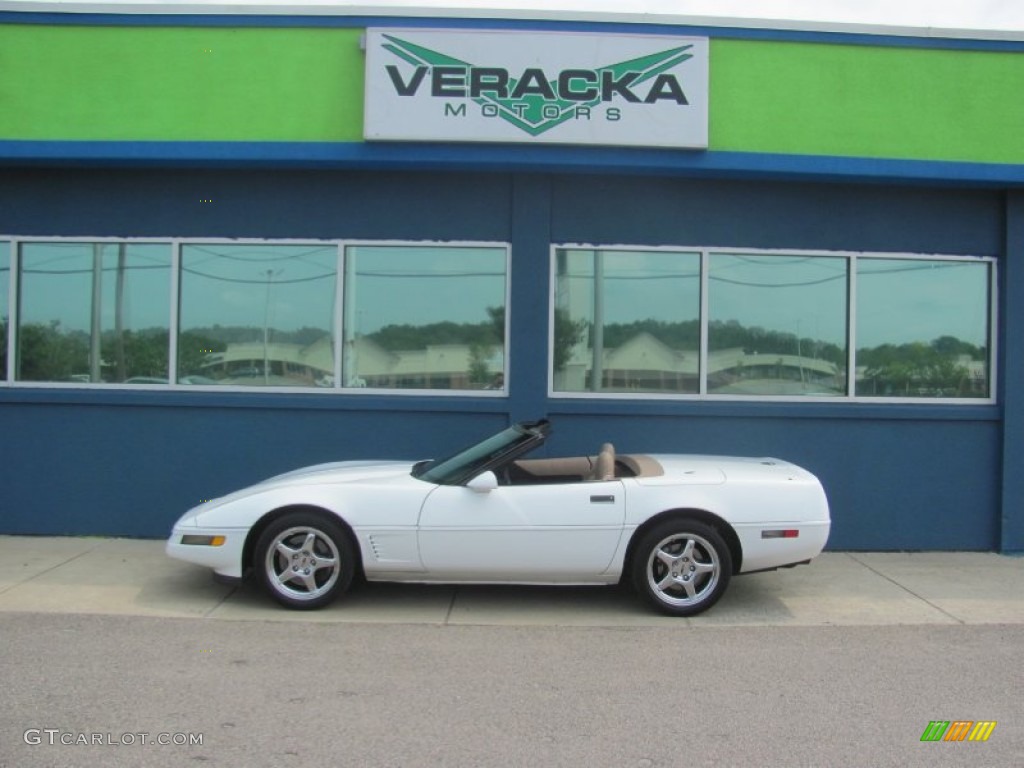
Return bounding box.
[167,419,830,616]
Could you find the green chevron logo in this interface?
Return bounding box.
[378,33,696,137]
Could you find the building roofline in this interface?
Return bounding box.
[1,1,1023,43]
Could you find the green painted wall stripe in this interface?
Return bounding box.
[1,24,1023,165]
[0,25,365,141]
[710,39,1024,164]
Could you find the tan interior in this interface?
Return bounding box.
[504,445,663,485]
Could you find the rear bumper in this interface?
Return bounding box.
[734,520,831,573]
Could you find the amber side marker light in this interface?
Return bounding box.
[761,529,800,539]
[181,535,226,547]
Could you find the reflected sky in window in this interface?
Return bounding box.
[345,245,507,336]
[180,243,337,332]
[556,249,700,330]
[709,254,848,348]
[856,258,989,348]
[18,242,171,332]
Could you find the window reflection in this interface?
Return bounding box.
[178,244,337,387]
[708,254,848,396]
[3,238,997,403]
[1,243,8,380]
[343,246,506,390]
[553,249,701,394]
[16,243,171,383]
[855,258,990,398]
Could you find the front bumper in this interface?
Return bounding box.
[165,525,247,579]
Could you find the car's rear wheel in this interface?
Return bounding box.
[632,518,732,617]
[254,513,355,610]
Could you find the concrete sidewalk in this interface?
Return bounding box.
[0,535,1021,627]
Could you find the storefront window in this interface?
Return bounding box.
[178,244,337,387]
[16,242,171,383]
[855,258,991,398]
[2,237,995,403]
[708,254,848,396]
[343,245,507,390]
[552,249,700,394]
[553,246,994,402]
[1,242,8,380]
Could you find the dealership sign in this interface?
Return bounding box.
[364,29,709,149]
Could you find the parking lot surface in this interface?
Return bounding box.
[0,536,1021,626]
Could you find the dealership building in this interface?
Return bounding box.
[1,2,1022,552]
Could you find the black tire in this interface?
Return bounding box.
[632,518,733,617]
[254,512,355,610]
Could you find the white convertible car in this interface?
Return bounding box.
[166,419,830,616]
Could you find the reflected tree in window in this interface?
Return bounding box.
[1,243,8,379]
[16,243,171,383]
[343,246,507,390]
[855,259,990,398]
[553,249,701,394]
[178,244,337,387]
[552,306,587,375]
[708,254,848,396]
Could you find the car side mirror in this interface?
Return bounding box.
[466,471,499,493]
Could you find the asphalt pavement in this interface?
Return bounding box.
[2,536,1023,768]
[0,535,1021,626]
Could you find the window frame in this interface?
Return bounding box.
[549,244,998,405]
[2,236,512,397]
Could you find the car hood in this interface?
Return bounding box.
[178,460,418,524]
[262,460,416,487]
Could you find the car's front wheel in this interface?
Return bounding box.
[632,518,732,617]
[254,513,355,610]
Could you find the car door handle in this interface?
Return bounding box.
[590,495,616,504]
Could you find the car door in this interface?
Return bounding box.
[416,478,626,581]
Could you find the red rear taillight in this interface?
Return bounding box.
[761,529,799,539]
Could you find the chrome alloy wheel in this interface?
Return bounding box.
[264,526,341,603]
[645,532,721,609]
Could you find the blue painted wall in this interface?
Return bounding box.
[0,168,1012,550]
[0,394,509,537]
[1001,191,1024,553]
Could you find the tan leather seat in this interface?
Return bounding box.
[591,443,616,481]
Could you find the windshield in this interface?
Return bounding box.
[413,420,549,486]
